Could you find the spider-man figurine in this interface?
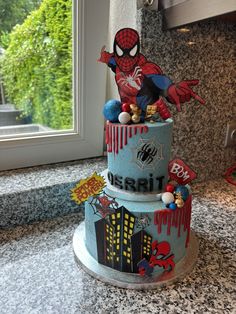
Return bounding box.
[98,28,205,121]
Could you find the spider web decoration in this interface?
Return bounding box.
[131,137,164,170]
[136,214,151,230]
[89,191,119,218]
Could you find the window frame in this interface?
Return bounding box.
[0,0,109,171]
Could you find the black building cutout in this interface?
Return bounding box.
[95,206,136,272]
[95,218,115,268]
[95,206,153,273]
[131,230,152,273]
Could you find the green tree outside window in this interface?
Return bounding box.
[0,0,72,130]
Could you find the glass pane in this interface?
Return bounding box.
[0,0,73,138]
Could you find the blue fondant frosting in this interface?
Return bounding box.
[106,120,173,193]
[85,177,192,275]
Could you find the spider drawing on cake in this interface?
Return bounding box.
[137,142,158,165]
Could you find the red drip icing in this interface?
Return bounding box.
[182,208,185,224]
[105,122,149,155]
[144,126,148,133]
[107,123,112,152]
[129,127,132,138]
[167,213,171,235]
[115,126,118,154]
[174,210,178,228]
[171,210,176,226]
[105,122,109,145]
[110,124,113,152]
[185,195,192,247]
[178,208,182,237]
[124,126,127,145]
[158,213,162,234]
[120,127,123,150]
[113,126,116,155]
[163,211,167,225]
[154,195,192,248]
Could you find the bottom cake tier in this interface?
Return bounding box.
[84,171,192,277]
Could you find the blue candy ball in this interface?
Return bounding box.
[103,99,122,122]
[169,202,177,210]
[175,185,189,201]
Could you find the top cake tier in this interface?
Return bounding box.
[106,119,173,193]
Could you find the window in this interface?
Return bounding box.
[0,0,109,170]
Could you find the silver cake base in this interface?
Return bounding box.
[73,222,199,290]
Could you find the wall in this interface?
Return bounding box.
[139,9,236,181]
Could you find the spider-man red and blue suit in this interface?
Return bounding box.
[99,28,205,122]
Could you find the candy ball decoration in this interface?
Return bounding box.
[165,183,175,193]
[130,104,142,124]
[169,202,177,210]
[118,112,131,124]
[122,103,131,112]
[131,114,141,124]
[161,192,175,205]
[175,185,189,201]
[175,192,185,208]
[103,99,122,122]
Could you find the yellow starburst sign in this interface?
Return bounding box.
[71,172,106,205]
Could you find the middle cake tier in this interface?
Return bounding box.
[106,120,173,193]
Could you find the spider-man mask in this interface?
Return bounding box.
[113,28,140,73]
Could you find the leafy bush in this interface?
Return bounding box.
[0,0,72,129]
[0,32,10,49]
[0,0,41,35]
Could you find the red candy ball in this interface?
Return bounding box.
[122,103,131,113]
[165,183,175,193]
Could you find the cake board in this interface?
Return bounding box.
[73,222,199,290]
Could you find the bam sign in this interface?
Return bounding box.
[168,159,197,185]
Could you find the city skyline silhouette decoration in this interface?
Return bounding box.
[95,205,154,273]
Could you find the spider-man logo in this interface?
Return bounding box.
[98,28,205,119]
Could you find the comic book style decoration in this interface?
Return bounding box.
[71,172,106,205]
[154,195,192,248]
[89,192,118,218]
[133,137,163,170]
[99,28,205,124]
[138,240,175,276]
[168,158,197,185]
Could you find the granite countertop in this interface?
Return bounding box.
[0,178,235,314]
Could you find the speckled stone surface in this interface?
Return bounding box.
[0,157,106,228]
[139,10,236,182]
[0,179,235,314]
